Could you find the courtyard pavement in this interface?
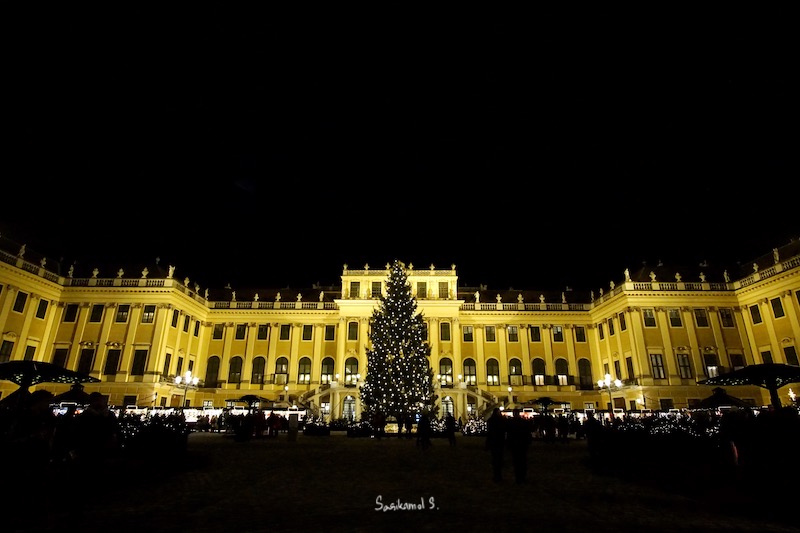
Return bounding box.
[10,431,797,532]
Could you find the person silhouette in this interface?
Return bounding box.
[485,407,506,482]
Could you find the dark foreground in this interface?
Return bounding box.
[8,432,797,532]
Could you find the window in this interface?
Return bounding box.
[440,322,451,342]
[552,326,564,342]
[574,326,586,343]
[162,353,171,377]
[176,356,184,375]
[344,357,359,386]
[213,324,225,340]
[367,282,380,298]
[784,346,799,366]
[761,350,773,364]
[618,312,627,331]
[141,304,156,324]
[625,357,634,379]
[12,291,28,313]
[172,309,180,328]
[88,304,104,323]
[649,353,666,379]
[52,348,68,367]
[257,324,268,340]
[252,357,266,385]
[420,322,428,341]
[321,357,335,384]
[347,321,359,341]
[486,359,500,385]
[485,326,496,342]
[77,348,94,375]
[676,352,692,379]
[532,358,546,385]
[417,282,427,298]
[438,358,453,386]
[24,345,36,360]
[235,324,246,340]
[324,325,335,341]
[298,357,311,384]
[509,358,523,385]
[116,304,130,323]
[64,304,79,323]
[703,353,719,377]
[131,349,148,376]
[35,299,48,319]
[529,326,541,342]
[349,281,360,299]
[668,309,682,327]
[771,297,785,319]
[694,308,709,328]
[193,321,200,337]
[280,324,291,340]
[302,325,313,341]
[555,359,569,386]
[608,318,615,336]
[0,340,13,363]
[104,349,121,375]
[643,308,656,327]
[719,308,735,328]
[463,358,476,385]
[598,323,605,340]
[730,352,745,370]
[749,304,762,325]
[183,315,190,332]
[228,357,243,383]
[462,325,474,342]
[275,357,288,383]
[438,282,448,299]
[507,325,519,342]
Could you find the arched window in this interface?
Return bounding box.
[532,358,546,386]
[578,358,594,389]
[275,356,289,385]
[509,358,523,386]
[228,356,243,384]
[251,356,266,385]
[486,358,500,386]
[298,357,312,384]
[205,356,220,388]
[442,396,454,417]
[555,358,569,386]
[343,395,356,421]
[344,357,359,386]
[321,357,335,384]
[463,358,477,385]
[438,357,453,387]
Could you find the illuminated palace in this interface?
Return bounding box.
[1,235,799,420]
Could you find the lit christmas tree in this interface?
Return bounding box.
[360,260,436,425]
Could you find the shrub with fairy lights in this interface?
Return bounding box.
[359,260,436,426]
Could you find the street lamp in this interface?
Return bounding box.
[175,370,199,409]
[597,373,622,418]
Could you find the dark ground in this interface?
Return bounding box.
[8,432,797,533]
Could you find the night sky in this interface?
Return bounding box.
[2,8,797,293]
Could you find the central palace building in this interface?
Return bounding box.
[1,235,799,421]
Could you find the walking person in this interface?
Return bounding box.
[507,408,533,484]
[444,412,457,446]
[485,407,506,482]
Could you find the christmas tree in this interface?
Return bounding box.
[360,260,436,426]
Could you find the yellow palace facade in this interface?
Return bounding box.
[1,235,799,421]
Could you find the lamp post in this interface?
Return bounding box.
[597,373,622,420]
[175,370,199,409]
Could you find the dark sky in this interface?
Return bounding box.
[2,8,797,293]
